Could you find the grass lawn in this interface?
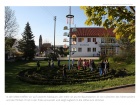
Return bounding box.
[5,59,135,93]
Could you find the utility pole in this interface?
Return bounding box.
[54,16,56,55]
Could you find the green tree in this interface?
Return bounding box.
[80,6,135,42]
[80,6,135,63]
[18,22,36,60]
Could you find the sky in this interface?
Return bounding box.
[10,6,95,46]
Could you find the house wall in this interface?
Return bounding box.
[70,37,120,57]
[71,37,101,57]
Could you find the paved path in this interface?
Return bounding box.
[34,56,99,61]
[97,86,135,93]
[84,84,135,93]
[60,57,99,60]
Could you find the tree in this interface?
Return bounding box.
[80,6,135,63]
[5,6,19,59]
[80,6,135,42]
[18,22,36,60]
[5,6,19,37]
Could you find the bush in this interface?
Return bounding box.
[110,69,116,75]
[125,56,135,64]
[112,55,125,62]
[99,54,107,60]
[48,53,58,61]
[112,54,134,64]
[115,68,127,77]
[44,57,50,61]
[63,51,69,57]
[15,57,23,61]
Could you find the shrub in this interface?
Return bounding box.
[99,54,107,60]
[48,53,58,61]
[15,57,23,61]
[112,53,135,64]
[110,69,116,75]
[115,68,127,77]
[112,55,125,62]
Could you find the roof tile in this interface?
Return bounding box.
[70,27,115,37]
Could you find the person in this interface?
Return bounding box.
[57,57,60,67]
[79,58,82,66]
[63,64,67,79]
[104,59,109,74]
[51,60,54,68]
[86,59,89,68]
[89,59,92,71]
[101,60,105,75]
[98,60,103,76]
[82,59,86,70]
[37,60,40,70]
[98,62,102,76]
[77,59,80,70]
[105,59,109,72]
[48,59,51,67]
[91,59,95,72]
[71,58,75,69]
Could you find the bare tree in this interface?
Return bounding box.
[5,6,19,37]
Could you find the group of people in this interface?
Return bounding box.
[37,57,109,77]
[98,59,109,76]
[74,58,110,76]
[76,58,96,72]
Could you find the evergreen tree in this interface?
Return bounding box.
[18,22,36,60]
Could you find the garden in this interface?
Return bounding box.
[5,57,135,93]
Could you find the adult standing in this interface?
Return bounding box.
[89,59,92,71]
[77,59,80,70]
[63,64,67,79]
[104,59,107,74]
[71,58,75,69]
[51,60,54,68]
[48,59,51,67]
[57,57,60,67]
[82,59,86,70]
[101,60,105,75]
[91,59,95,72]
[37,60,40,70]
[106,59,109,72]
[98,61,102,76]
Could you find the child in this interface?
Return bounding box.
[37,60,40,70]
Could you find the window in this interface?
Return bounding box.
[93,48,96,52]
[87,38,91,42]
[87,48,91,52]
[72,47,76,52]
[101,38,105,43]
[73,38,76,41]
[110,38,116,43]
[78,38,82,42]
[78,48,82,52]
[93,38,96,42]
[101,37,116,43]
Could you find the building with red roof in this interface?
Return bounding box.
[64,27,120,57]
